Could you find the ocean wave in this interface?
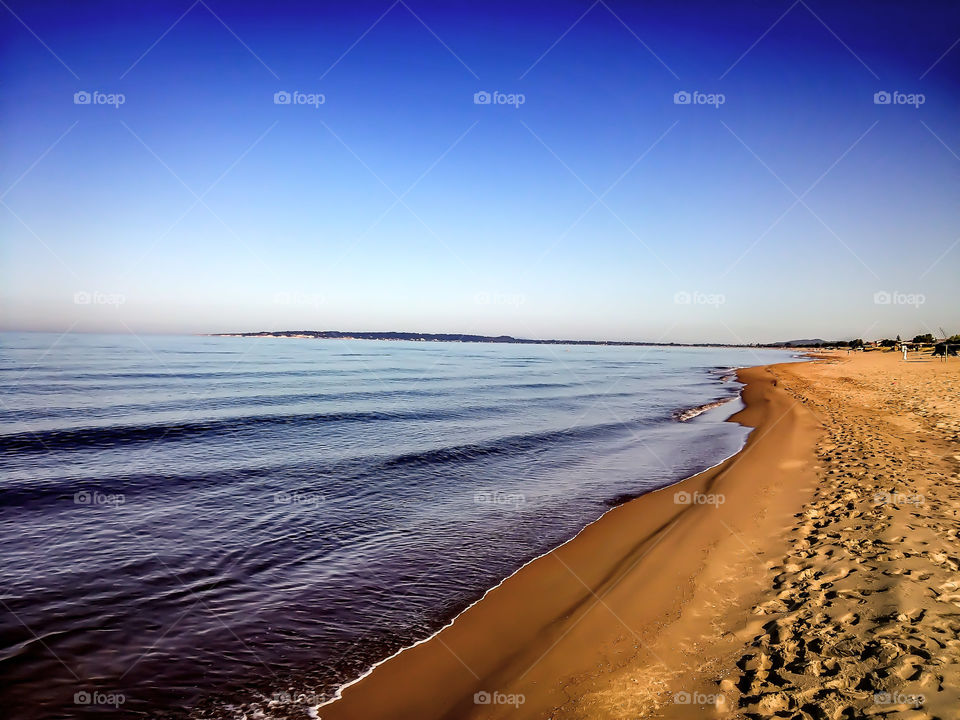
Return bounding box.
[380,415,662,469]
[673,395,737,422]
[0,409,457,454]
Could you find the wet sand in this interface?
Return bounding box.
[319,351,960,719]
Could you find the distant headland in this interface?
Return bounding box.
[209,330,808,348]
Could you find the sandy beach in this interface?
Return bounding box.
[320,350,960,720]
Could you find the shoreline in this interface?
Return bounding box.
[313,372,757,714]
[319,358,824,719]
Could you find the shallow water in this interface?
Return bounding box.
[0,333,791,718]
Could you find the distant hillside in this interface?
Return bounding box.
[211,330,764,348]
[772,339,827,347]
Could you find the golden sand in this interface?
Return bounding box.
[320,351,959,720]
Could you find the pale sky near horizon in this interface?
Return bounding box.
[1,0,958,344]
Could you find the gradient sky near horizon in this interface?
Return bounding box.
[1,0,958,343]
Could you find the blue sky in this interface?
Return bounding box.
[1,0,958,343]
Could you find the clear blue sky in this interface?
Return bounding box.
[1,0,958,343]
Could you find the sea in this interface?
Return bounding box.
[0,332,795,719]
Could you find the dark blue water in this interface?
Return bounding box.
[0,333,791,719]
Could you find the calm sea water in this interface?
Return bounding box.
[0,333,792,719]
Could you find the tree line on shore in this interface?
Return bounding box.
[802,333,959,355]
